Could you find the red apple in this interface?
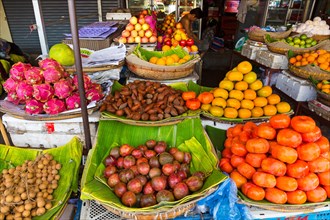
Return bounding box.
[179,40,186,47]
[145,30,153,38]
[135,23,142,31]
[142,23,150,31]
[149,36,157,43]
[138,17,145,25]
[138,30,145,37]
[186,38,194,47]
[164,39,172,46]
[126,24,134,31]
[135,36,141,43]
[141,36,149,43]
[122,30,130,38]
[166,28,173,35]
[127,36,135,43]
[139,14,145,19]
[129,16,138,25]
[131,30,138,37]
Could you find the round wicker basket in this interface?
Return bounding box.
[290,32,330,42]
[248,29,292,43]
[288,64,330,81]
[126,54,200,80]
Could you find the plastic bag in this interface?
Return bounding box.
[196,178,253,220]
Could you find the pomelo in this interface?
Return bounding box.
[49,43,75,66]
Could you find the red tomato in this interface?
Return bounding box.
[277,128,302,148]
[269,114,291,129]
[252,171,276,188]
[265,188,287,204]
[301,126,322,143]
[323,185,330,198]
[245,153,267,168]
[242,182,265,201]
[315,136,330,153]
[219,158,233,174]
[245,138,270,154]
[261,158,287,177]
[221,148,233,159]
[232,124,244,137]
[256,123,277,140]
[231,137,248,157]
[291,116,316,133]
[318,170,330,186]
[286,160,310,179]
[230,155,245,168]
[276,176,298,192]
[297,173,319,191]
[243,121,258,133]
[230,170,247,189]
[306,186,327,203]
[308,157,330,173]
[297,143,320,161]
[271,144,298,164]
[237,162,256,179]
[182,91,196,101]
[185,98,201,110]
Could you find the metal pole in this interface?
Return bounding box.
[68,0,92,152]
[32,0,49,56]
[97,0,103,22]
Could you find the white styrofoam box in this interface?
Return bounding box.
[241,43,268,60]
[106,12,131,21]
[126,71,200,85]
[255,50,288,69]
[275,70,317,101]
[2,112,100,148]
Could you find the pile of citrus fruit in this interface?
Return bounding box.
[148,54,191,66]
[316,80,330,94]
[289,49,330,71]
[220,114,330,204]
[182,61,291,119]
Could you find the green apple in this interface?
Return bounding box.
[289,42,295,46]
[300,45,306,48]
[306,44,312,48]
[305,38,313,44]
[300,34,307,40]
[300,40,306,45]
[311,40,317,46]
[294,44,300,47]
[293,37,301,44]
[286,37,293,42]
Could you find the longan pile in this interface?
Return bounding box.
[0,153,61,220]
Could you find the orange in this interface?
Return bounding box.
[307,56,315,63]
[235,81,249,91]
[317,49,327,55]
[237,61,253,74]
[227,71,244,81]
[295,62,302,67]
[227,98,241,110]
[213,88,229,99]
[170,54,180,62]
[319,62,329,70]
[289,57,297,64]
[241,99,254,110]
[249,80,263,91]
[243,72,257,84]
[310,52,319,58]
[156,58,166,65]
[276,102,291,113]
[263,105,277,116]
[165,56,175,65]
[201,103,211,111]
[238,109,252,119]
[257,86,273,98]
[244,89,257,100]
[303,53,310,58]
[212,97,227,108]
[251,107,264,117]
[224,107,238,119]
[254,97,268,107]
[178,59,187,64]
[229,90,244,101]
[219,80,234,91]
[296,55,302,61]
[267,94,281,105]
[317,56,326,64]
[162,45,171,52]
[301,61,308,66]
[208,106,224,117]
[149,56,158,64]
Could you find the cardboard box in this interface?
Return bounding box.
[2,112,100,148]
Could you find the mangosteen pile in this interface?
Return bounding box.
[103,140,206,208]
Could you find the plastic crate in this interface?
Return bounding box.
[250,204,330,220]
[275,70,317,101]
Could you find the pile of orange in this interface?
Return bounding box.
[289,49,330,71]
[149,54,191,66]
[220,115,330,204]
[316,80,330,94]
[182,61,291,119]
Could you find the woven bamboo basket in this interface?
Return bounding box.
[290,32,330,42]
[317,89,330,102]
[248,29,292,43]
[266,39,330,55]
[125,54,200,80]
[288,64,330,81]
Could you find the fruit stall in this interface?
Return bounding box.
[0,3,329,220]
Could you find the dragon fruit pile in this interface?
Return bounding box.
[3,59,104,115]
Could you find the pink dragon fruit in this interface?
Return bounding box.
[16,81,34,101]
[33,83,55,102]
[38,58,64,72]
[9,62,31,81]
[86,88,104,102]
[25,99,44,115]
[90,83,102,92]
[54,78,74,99]
[73,74,92,90]
[24,67,44,85]
[3,77,19,93]
[6,92,21,105]
[65,93,81,110]
[43,67,63,83]
[43,98,66,115]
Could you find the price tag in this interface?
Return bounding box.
[45,122,55,134]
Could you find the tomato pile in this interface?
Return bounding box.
[220,114,330,204]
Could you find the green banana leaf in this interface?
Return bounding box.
[81,118,227,212]
[133,44,191,61]
[0,137,83,220]
[205,125,226,153]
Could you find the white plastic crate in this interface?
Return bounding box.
[275,70,317,101]
[2,112,100,148]
[241,43,267,60]
[256,50,288,69]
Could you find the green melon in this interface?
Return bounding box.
[49,43,75,66]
